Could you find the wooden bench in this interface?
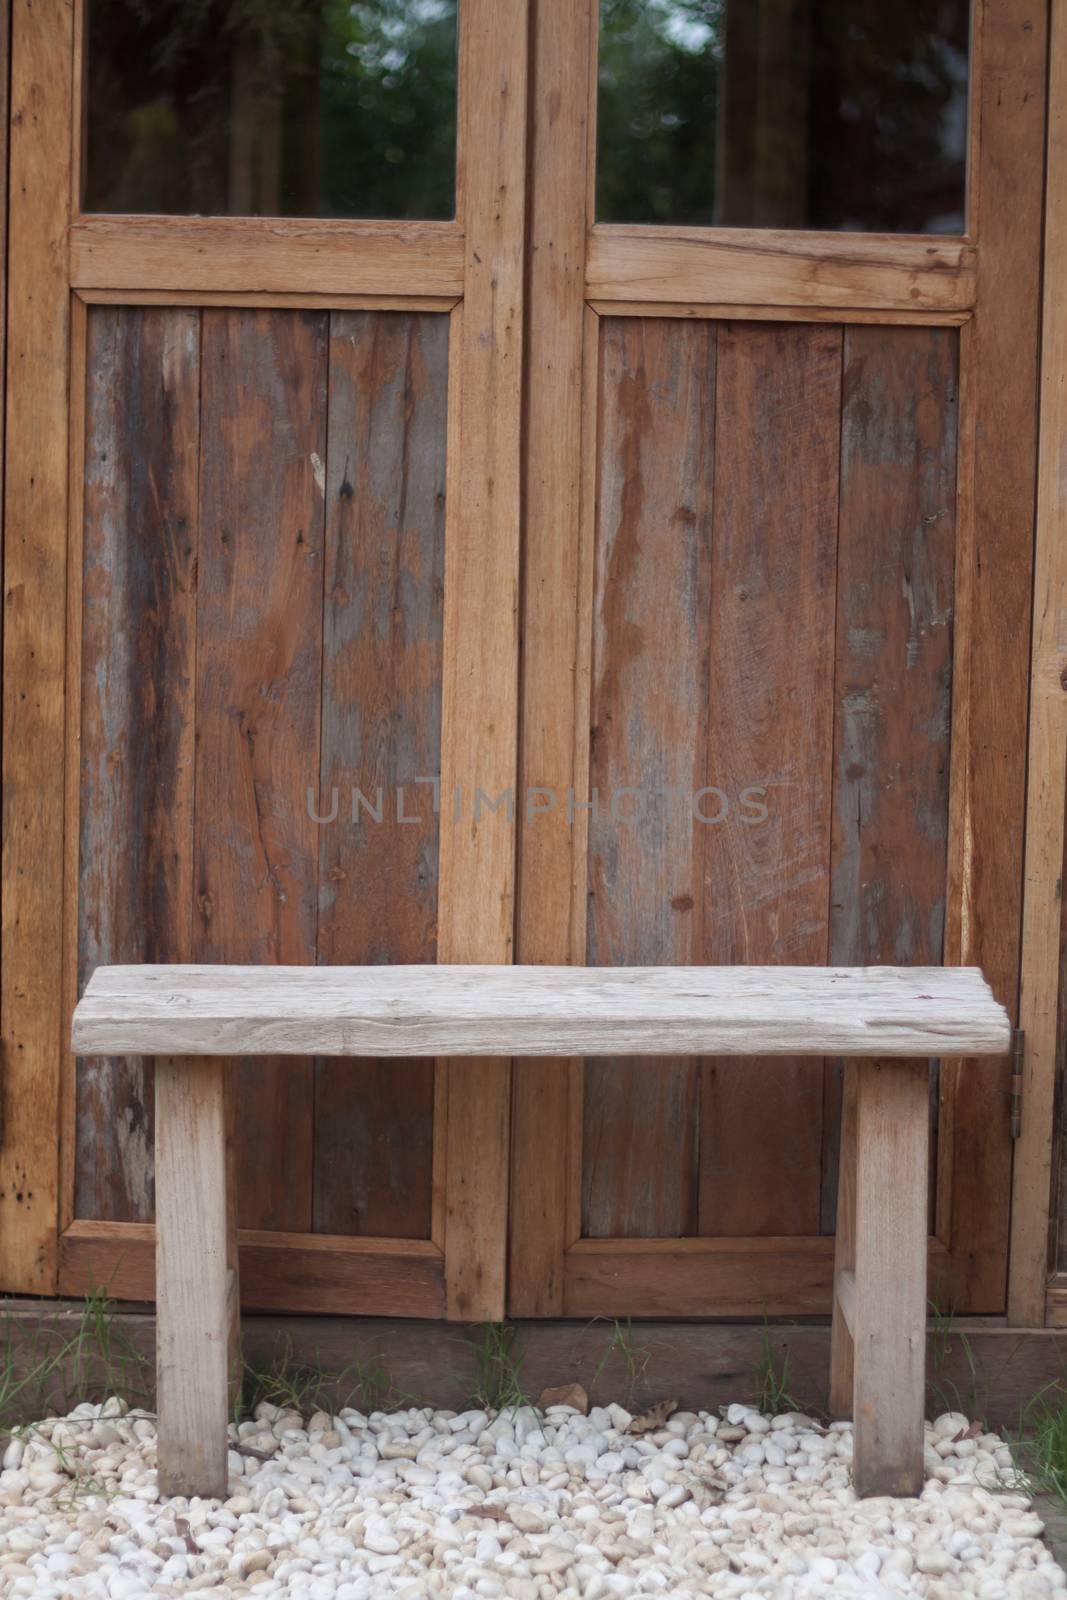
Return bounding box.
[71,962,1009,1501]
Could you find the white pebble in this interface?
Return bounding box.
[0,1396,1049,1600]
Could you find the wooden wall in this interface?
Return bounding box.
[75,305,449,1238]
[581,317,958,1243]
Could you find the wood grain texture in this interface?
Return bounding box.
[59,1221,445,1317]
[834,1267,856,1336]
[832,327,957,962]
[583,318,715,1238]
[699,322,841,1238]
[829,1062,857,1417]
[194,310,327,1233]
[437,0,529,1321]
[853,1061,930,1496]
[314,311,449,1240]
[69,218,465,298]
[1009,0,1067,1324]
[76,307,200,1224]
[79,291,459,314]
[589,302,971,327]
[60,293,88,1236]
[563,1237,834,1317]
[586,228,976,312]
[823,326,958,1230]
[559,1232,948,1318]
[71,964,1011,1057]
[509,0,595,1314]
[155,1057,234,1498]
[1,0,74,1291]
[941,0,1047,1314]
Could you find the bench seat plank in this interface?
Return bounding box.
[72,963,1010,1059]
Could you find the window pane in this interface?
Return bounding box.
[83,0,459,220]
[597,0,970,233]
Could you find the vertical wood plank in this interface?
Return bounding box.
[823,325,958,1231]
[438,0,528,1319]
[582,318,715,1238]
[1,0,74,1290]
[156,1056,234,1500]
[509,0,595,1314]
[314,311,448,1239]
[698,322,840,1237]
[195,310,327,1234]
[853,1061,930,1497]
[76,307,199,1223]
[60,292,88,1235]
[1008,0,1067,1326]
[942,0,1047,1312]
[829,1061,857,1417]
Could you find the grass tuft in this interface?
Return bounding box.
[235,1336,414,1422]
[0,1281,152,1438]
[754,1322,807,1416]
[998,1381,1067,1508]
[591,1318,650,1411]
[926,1296,983,1423]
[464,1322,531,1413]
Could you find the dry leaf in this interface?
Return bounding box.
[953,1420,982,1443]
[538,1383,589,1415]
[233,1442,275,1462]
[174,1516,198,1555]
[627,1398,679,1435]
[467,1505,509,1522]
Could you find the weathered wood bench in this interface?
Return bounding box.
[71,962,1009,1501]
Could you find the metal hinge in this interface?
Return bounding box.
[1010,1028,1025,1140]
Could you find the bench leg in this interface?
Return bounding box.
[829,1061,857,1418]
[156,1055,238,1498]
[852,1059,929,1498]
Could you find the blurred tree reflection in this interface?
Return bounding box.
[84,0,458,219]
[597,0,970,232]
[85,0,969,232]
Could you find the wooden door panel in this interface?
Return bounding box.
[576,314,958,1274]
[70,304,450,1264]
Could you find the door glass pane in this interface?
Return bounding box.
[597,0,970,232]
[83,0,459,220]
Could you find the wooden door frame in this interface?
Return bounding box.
[1,0,527,1320]
[511,0,1047,1319]
[1009,0,1067,1329]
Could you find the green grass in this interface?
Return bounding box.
[464,1322,532,1413]
[926,1297,982,1422]
[0,1287,423,1438]
[591,1318,650,1411]
[1000,1381,1067,1508]
[0,1282,152,1438]
[235,1335,418,1422]
[753,1322,809,1416]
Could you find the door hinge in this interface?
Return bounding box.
[1010,1028,1025,1140]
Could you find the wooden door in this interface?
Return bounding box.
[1,0,526,1320]
[510,0,1046,1318]
[0,0,1046,1325]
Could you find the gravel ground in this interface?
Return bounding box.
[0,1397,1061,1599]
